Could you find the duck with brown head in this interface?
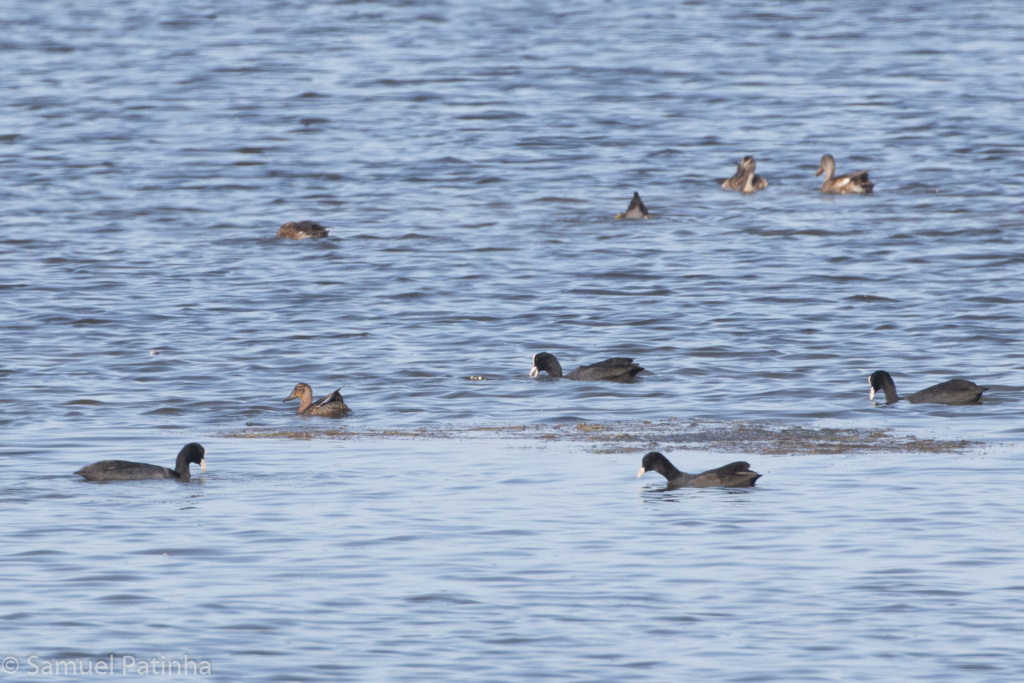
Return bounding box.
[721,156,768,193]
[816,154,874,194]
[284,383,351,417]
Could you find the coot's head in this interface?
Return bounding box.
[284,383,313,403]
[178,442,207,473]
[530,352,563,378]
[868,370,894,401]
[636,451,673,479]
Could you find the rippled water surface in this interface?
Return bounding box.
[3,1,1024,680]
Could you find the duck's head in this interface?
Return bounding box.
[284,383,313,403]
[816,154,836,178]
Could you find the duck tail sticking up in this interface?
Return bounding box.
[614,192,651,219]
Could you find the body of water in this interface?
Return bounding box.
[2,1,1023,680]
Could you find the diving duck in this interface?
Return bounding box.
[76,443,207,482]
[284,383,351,417]
[721,156,768,193]
[530,352,644,381]
[276,220,331,239]
[868,370,987,405]
[637,451,761,488]
[816,154,874,194]
[614,191,651,219]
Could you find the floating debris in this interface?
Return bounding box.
[222,418,981,456]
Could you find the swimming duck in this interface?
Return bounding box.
[614,191,651,219]
[637,451,761,488]
[721,156,768,193]
[284,382,351,416]
[276,220,330,239]
[816,154,874,194]
[868,370,987,405]
[529,352,644,381]
[76,443,207,482]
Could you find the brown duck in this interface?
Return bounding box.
[815,154,874,194]
[284,383,351,417]
[721,156,768,193]
[276,220,331,239]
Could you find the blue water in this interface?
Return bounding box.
[2,1,1024,680]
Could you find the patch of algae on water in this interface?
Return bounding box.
[221,418,980,456]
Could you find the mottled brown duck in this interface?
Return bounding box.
[721,156,768,193]
[816,154,874,194]
[276,220,331,239]
[284,383,351,417]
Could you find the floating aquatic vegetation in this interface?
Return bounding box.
[222,418,981,456]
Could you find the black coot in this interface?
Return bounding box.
[530,352,643,381]
[76,443,207,482]
[868,370,987,405]
[637,451,761,488]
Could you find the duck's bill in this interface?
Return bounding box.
[815,167,824,176]
[200,458,207,473]
[283,392,297,402]
[869,387,876,401]
[636,467,646,479]
[529,366,539,378]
